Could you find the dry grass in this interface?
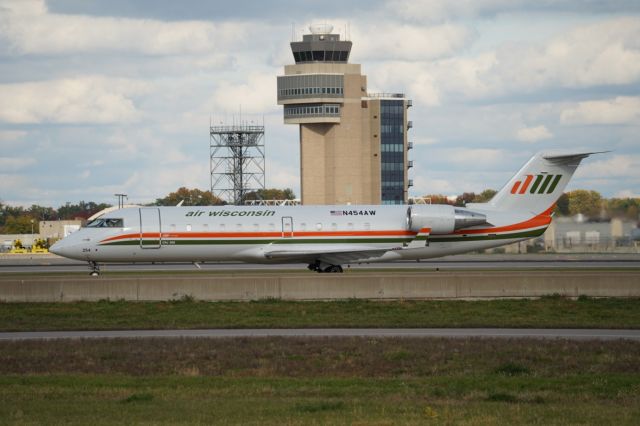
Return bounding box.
[1,337,639,377]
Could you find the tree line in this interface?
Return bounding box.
[1,187,637,234]
[420,189,639,221]
[0,188,296,234]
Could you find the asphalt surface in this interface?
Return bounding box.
[1,328,639,341]
[0,253,639,273]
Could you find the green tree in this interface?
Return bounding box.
[242,188,296,202]
[28,204,57,221]
[605,197,640,220]
[567,190,603,218]
[155,187,225,206]
[57,201,111,220]
[3,215,38,234]
[455,192,476,206]
[474,189,497,203]
[555,193,570,216]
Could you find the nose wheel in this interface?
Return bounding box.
[88,261,100,276]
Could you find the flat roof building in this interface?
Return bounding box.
[277,25,412,205]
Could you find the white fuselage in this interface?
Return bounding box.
[50,204,550,265]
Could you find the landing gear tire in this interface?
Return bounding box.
[88,261,100,277]
[307,262,343,273]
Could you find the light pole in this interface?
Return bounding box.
[30,219,34,236]
[115,194,127,209]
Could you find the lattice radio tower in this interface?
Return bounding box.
[210,121,265,205]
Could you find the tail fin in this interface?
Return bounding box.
[479,152,604,215]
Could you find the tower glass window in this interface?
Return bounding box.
[380,100,406,204]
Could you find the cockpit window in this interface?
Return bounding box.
[86,218,124,228]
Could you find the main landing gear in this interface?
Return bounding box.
[88,261,100,276]
[307,261,344,273]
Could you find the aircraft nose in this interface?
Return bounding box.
[49,240,65,256]
[49,239,79,259]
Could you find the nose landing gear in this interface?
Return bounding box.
[88,261,100,276]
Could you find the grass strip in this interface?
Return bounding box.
[2,296,640,331]
[1,337,639,424]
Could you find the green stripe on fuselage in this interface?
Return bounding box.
[429,228,546,243]
[101,237,413,246]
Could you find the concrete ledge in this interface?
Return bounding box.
[0,271,639,302]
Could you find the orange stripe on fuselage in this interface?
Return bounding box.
[452,205,555,235]
[101,229,417,243]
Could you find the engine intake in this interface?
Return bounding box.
[407,205,488,235]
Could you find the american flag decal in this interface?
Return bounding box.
[330,210,343,216]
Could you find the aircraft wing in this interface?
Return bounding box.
[263,245,393,264]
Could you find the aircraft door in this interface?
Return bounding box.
[139,208,162,249]
[281,216,293,238]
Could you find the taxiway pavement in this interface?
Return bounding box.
[1,328,639,341]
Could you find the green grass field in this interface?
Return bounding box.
[1,337,639,424]
[2,296,640,331]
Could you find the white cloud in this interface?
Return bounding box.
[516,125,553,143]
[441,148,506,166]
[373,17,640,105]
[615,189,640,198]
[0,157,36,170]
[413,137,438,146]
[560,97,640,125]
[411,176,455,195]
[575,155,640,178]
[0,76,147,124]
[0,0,249,55]
[208,73,277,114]
[387,0,518,23]
[352,23,474,61]
[0,130,26,141]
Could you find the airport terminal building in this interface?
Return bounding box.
[277,25,412,205]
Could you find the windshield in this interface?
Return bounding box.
[86,218,124,228]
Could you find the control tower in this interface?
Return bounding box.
[277,24,412,205]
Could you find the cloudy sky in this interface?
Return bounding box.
[1,0,639,207]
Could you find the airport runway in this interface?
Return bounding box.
[1,328,639,341]
[1,253,639,273]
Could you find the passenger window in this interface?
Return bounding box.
[186,224,192,232]
[269,223,275,231]
[316,223,322,231]
[347,222,354,230]
[331,223,337,231]
[253,224,259,231]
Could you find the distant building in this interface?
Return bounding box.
[277,24,412,205]
[39,220,83,242]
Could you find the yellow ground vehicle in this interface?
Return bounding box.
[9,239,28,254]
[31,238,49,254]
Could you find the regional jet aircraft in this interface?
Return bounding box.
[50,152,599,275]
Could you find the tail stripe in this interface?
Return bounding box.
[510,181,521,194]
[538,175,554,194]
[546,175,562,194]
[529,175,544,194]
[518,175,533,194]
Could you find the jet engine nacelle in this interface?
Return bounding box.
[407,205,488,234]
